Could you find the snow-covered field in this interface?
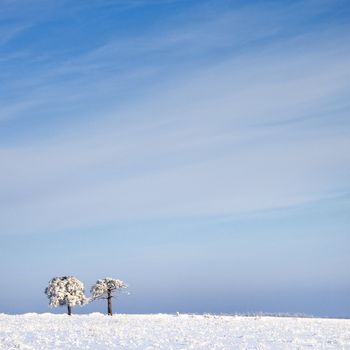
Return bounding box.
[0,313,349,349]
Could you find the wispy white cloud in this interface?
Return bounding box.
[0,0,349,235]
[0,23,30,46]
[4,0,341,122]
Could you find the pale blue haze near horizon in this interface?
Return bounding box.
[0,0,349,317]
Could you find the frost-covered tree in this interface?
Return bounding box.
[45,276,88,315]
[91,278,127,316]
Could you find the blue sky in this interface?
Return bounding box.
[0,0,350,317]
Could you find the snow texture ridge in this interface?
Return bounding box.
[0,313,349,349]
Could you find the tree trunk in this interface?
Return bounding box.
[67,304,72,316]
[107,290,112,316]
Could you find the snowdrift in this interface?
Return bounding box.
[0,313,349,349]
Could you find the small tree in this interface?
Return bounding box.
[91,278,127,316]
[45,276,88,315]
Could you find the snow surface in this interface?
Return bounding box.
[1,313,350,349]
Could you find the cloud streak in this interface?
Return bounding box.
[0,0,350,235]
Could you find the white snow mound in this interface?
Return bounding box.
[0,313,349,349]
